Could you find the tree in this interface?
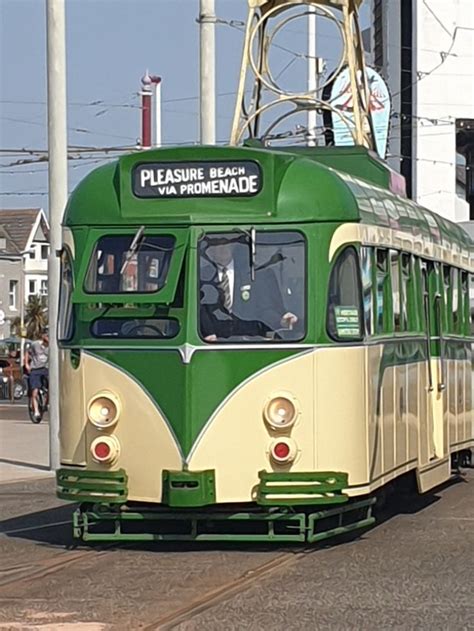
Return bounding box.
[11,295,48,340]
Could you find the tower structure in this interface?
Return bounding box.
[230,0,375,150]
[371,0,474,221]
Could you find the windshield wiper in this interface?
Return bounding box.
[120,226,145,275]
[232,227,257,280]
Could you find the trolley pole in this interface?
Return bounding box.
[46,0,68,471]
[307,4,318,147]
[199,0,216,145]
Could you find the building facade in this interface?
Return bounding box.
[0,209,50,302]
[0,227,22,340]
[0,209,50,340]
[370,0,474,222]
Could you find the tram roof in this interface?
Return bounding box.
[64,144,473,251]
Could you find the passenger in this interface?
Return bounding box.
[200,241,298,341]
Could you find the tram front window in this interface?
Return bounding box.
[199,231,305,342]
[85,234,176,294]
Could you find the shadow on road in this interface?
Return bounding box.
[0,456,50,471]
[0,472,468,554]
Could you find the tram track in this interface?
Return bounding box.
[142,547,316,631]
[0,547,114,592]
[0,517,119,593]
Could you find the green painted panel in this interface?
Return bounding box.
[64,144,474,252]
[92,348,301,456]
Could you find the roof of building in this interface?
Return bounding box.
[0,208,49,252]
[0,224,21,257]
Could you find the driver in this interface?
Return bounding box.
[199,241,297,342]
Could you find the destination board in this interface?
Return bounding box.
[132,161,263,199]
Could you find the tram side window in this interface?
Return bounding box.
[390,250,401,332]
[470,274,474,336]
[451,268,460,334]
[442,265,451,333]
[58,248,74,342]
[360,247,373,336]
[327,247,363,341]
[461,271,469,335]
[375,249,389,334]
[401,253,416,331]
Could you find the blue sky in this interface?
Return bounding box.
[0,0,370,212]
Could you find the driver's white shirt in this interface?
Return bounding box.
[218,260,235,309]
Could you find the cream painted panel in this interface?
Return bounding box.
[430,360,446,460]
[328,224,361,261]
[187,352,315,503]
[395,363,408,470]
[61,227,75,256]
[406,362,419,464]
[315,348,368,486]
[59,350,86,465]
[463,356,473,446]
[382,365,395,477]
[447,359,457,449]
[417,457,451,493]
[82,353,182,502]
[367,345,383,482]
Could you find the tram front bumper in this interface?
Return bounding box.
[56,468,128,504]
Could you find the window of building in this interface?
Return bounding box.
[29,248,35,259]
[9,280,18,309]
[29,280,36,295]
[327,247,363,341]
[41,245,49,260]
[40,280,48,296]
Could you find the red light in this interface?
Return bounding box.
[273,442,290,460]
[94,441,111,460]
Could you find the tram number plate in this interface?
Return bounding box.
[132,161,263,199]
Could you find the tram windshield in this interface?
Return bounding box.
[85,234,176,294]
[198,231,305,343]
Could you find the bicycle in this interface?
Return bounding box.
[28,374,49,424]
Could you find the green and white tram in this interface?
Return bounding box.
[56,144,474,542]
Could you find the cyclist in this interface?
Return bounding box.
[25,328,49,422]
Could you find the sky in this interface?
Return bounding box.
[0,0,370,212]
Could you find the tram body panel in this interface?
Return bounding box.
[313,347,368,487]
[59,350,86,465]
[81,353,183,503]
[187,350,315,503]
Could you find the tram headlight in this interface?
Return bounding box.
[87,392,120,429]
[263,395,298,430]
[90,435,120,464]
